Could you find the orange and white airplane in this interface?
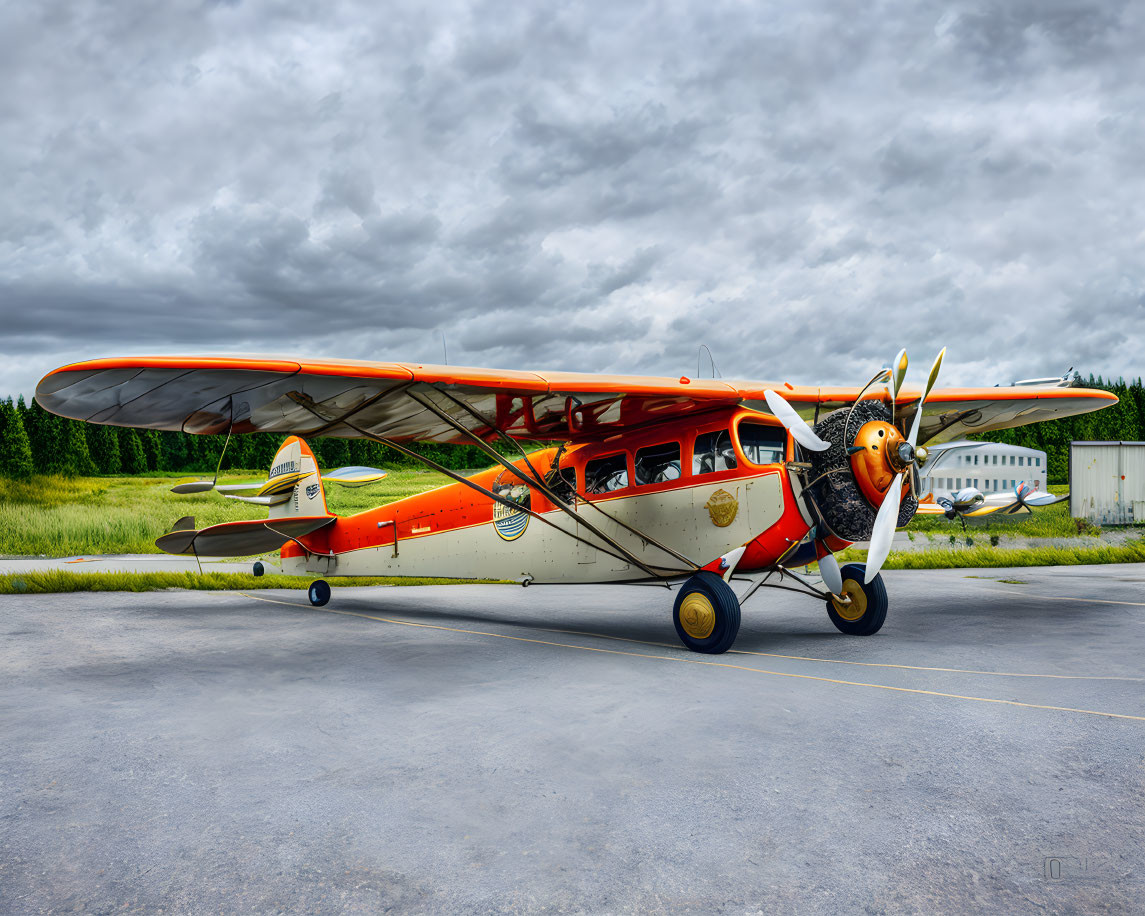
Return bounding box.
[36,350,1116,655]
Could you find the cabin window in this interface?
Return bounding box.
[545,465,577,503]
[693,429,737,475]
[737,420,786,466]
[634,442,681,486]
[584,453,629,494]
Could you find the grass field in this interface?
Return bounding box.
[835,539,1145,570]
[2,474,1138,573]
[0,470,453,556]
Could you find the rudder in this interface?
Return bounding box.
[267,437,330,519]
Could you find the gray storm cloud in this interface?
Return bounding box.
[1,0,1143,397]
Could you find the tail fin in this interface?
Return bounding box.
[267,436,330,519]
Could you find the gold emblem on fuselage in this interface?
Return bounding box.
[704,488,739,527]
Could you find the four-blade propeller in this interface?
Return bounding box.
[864,347,945,583]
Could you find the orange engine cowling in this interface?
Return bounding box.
[848,421,912,508]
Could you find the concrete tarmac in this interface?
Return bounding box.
[2,565,1144,913]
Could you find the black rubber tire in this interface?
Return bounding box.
[673,571,741,654]
[308,579,331,607]
[252,561,265,577]
[806,401,918,542]
[825,563,888,636]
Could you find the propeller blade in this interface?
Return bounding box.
[170,480,216,494]
[889,349,908,424]
[764,389,830,452]
[907,347,946,447]
[891,349,909,398]
[1024,492,1063,507]
[818,548,843,595]
[865,472,903,584]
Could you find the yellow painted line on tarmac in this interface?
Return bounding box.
[971,584,1145,608]
[238,592,1145,723]
[726,649,1144,681]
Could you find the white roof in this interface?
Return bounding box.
[931,439,1046,457]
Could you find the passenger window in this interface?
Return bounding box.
[545,465,577,503]
[693,429,737,475]
[634,442,681,486]
[584,454,629,494]
[738,421,785,466]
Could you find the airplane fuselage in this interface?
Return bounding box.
[283,408,825,583]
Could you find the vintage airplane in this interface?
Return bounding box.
[919,480,1069,527]
[35,351,1116,655]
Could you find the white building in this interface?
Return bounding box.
[920,440,1048,499]
[1069,441,1145,525]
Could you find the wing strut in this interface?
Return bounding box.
[413,389,702,572]
[284,392,682,580]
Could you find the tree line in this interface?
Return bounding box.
[1,374,1142,482]
[971,375,1144,484]
[0,396,505,479]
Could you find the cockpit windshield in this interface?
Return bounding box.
[738,420,786,466]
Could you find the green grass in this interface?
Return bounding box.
[0,470,452,557]
[0,570,500,595]
[836,539,1145,570]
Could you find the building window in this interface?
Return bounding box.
[956,478,962,489]
[974,455,979,465]
[1035,457,1041,467]
[1010,455,1016,466]
[1018,456,1024,467]
[693,429,737,475]
[992,455,998,465]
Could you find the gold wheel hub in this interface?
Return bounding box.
[679,592,716,640]
[831,579,868,622]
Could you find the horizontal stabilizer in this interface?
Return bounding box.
[320,466,388,487]
[215,481,264,494]
[222,493,290,507]
[156,515,334,557]
[258,470,311,496]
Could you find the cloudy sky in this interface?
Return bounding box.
[2,0,1143,398]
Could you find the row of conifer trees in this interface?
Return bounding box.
[1,375,1141,483]
[0,396,497,479]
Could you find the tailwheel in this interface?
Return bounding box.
[308,579,331,607]
[673,571,741,654]
[826,563,887,636]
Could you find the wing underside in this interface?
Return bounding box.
[35,355,1118,446]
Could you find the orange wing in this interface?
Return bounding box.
[35,354,1116,445]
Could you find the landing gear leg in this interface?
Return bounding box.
[826,563,887,635]
[672,571,741,654]
[308,579,331,607]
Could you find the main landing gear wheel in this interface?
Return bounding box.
[673,571,741,654]
[826,563,887,636]
[308,579,331,607]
